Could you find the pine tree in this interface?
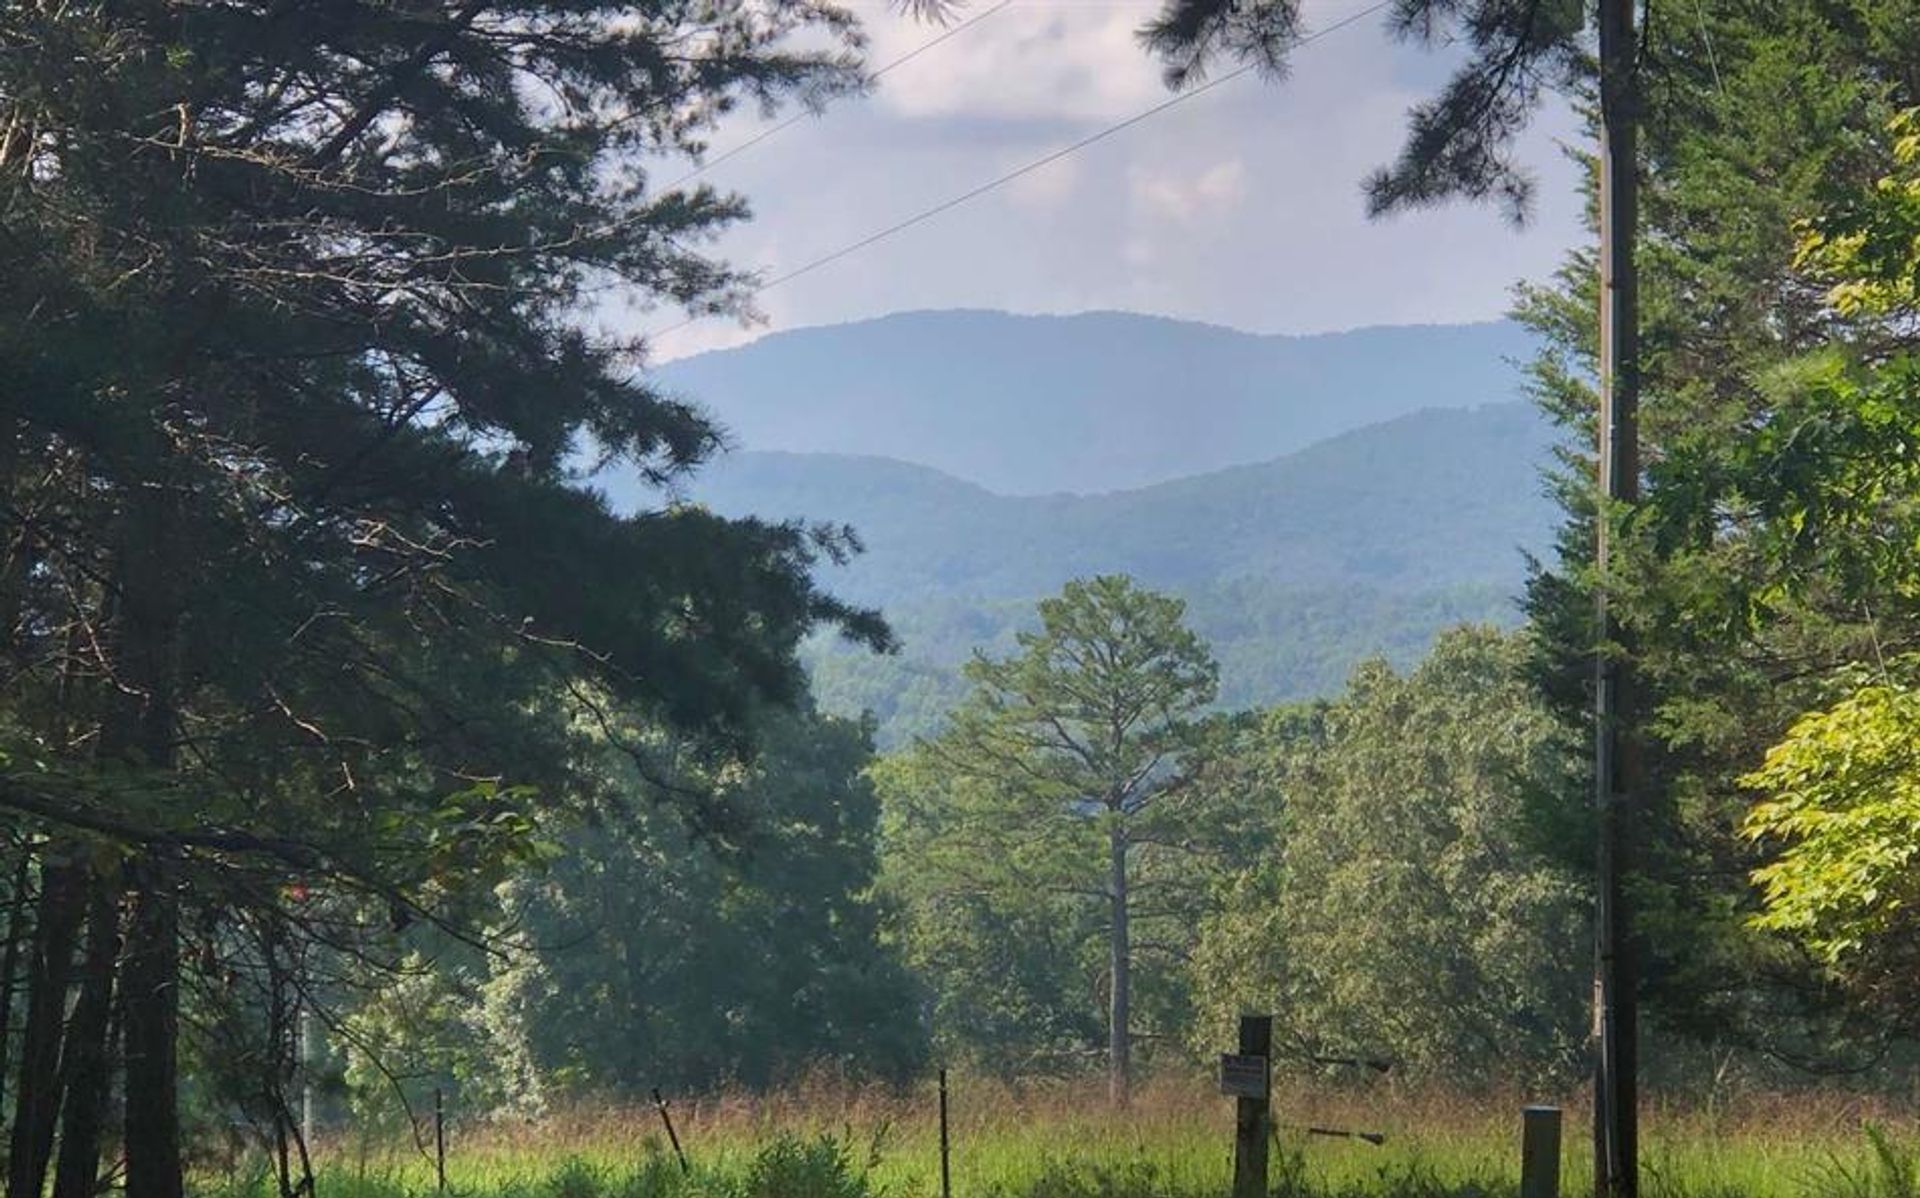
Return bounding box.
[879,576,1223,1104]
[1138,0,1589,221]
[0,2,878,1189]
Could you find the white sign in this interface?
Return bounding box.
[1219,1053,1268,1099]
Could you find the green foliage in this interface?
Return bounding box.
[877,577,1234,1078]
[338,950,515,1129]
[1742,671,1920,965]
[738,1133,886,1198]
[331,704,926,1116]
[1732,111,1920,997]
[984,1157,1193,1198]
[1795,109,1920,319]
[480,706,926,1100]
[0,0,885,1175]
[330,1136,888,1198]
[1189,628,1587,1083]
[1810,1124,1920,1198]
[1513,0,1920,1056]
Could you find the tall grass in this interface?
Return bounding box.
[256,1073,1918,1198]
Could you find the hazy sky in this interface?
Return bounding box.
[630,0,1590,361]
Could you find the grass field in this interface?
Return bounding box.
[275,1075,1920,1198]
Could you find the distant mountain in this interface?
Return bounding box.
[654,310,1537,495]
[683,402,1556,605]
[614,401,1561,744]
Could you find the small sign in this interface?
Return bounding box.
[1219,1053,1268,1099]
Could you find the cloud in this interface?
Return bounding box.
[870,2,1163,122]
[636,1,1589,361]
[1131,158,1248,224]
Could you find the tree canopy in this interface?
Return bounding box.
[0,1,882,1189]
[877,576,1231,1102]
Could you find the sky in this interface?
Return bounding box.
[628,0,1591,362]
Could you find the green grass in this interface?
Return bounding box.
[239,1075,1920,1198]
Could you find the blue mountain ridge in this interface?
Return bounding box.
[597,311,1563,743]
[652,309,1537,496]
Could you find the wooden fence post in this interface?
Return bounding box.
[1226,1014,1272,1198]
[938,1068,952,1198]
[434,1087,446,1195]
[1523,1105,1562,1198]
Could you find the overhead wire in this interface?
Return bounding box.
[659,0,1015,194]
[649,0,1394,342]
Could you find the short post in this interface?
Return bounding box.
[1224,1014,1272,1198]
[938,1068,953,1198]
[652,1087,690,1174]
[433,1087,447,1194]
[1522,1105,1562,1198]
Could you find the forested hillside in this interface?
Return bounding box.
[23,4,1920,1195]
[623,402,1557,740]
[655,311,1536,494]
[681,401,1553,601]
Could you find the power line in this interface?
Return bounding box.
[650,0,1391,341]
[660,0,1014,194]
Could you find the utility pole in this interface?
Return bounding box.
[1593,0,1640,1194]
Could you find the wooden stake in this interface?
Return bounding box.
[1229,1014,1271,1198]
[1523,1106,1562,1198]
[652,1088,689,1174]
[938,1068,952,1198]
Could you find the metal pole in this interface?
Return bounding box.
[434,1087,447,1194]
[938,1068,952,1198]
[652,1087,690,1174]
[1594,0,1640,1193]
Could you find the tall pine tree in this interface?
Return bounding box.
[0,2,879,1190]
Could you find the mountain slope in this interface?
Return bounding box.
[643,401,1559,743]
[685,402,1556,605]
[655,311,1536,495]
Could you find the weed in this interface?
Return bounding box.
[740,1133,884,1198]
[205,1075,1920,1198]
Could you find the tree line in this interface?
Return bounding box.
[10,0,1920,1190]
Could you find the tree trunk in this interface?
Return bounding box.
[0,845,38,1116]
[52,876,121,1198]
[1107,823,1131,1107]
[8,856,86,1198]
[112,484,186,1198]
[123,861,182,1198]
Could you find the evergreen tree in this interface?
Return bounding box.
[1512,0,1920,1062]
[876,576,1226,1103]
[0,2,876,1188]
